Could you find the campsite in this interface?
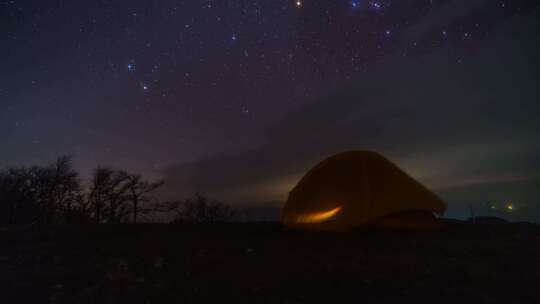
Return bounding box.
[3,2,540,302]
[283,151,446,230]
[2,150,540,303]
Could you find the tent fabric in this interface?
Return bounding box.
[282,151,447,231]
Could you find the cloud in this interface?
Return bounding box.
[161,88,393,201]
[161,10,540,219]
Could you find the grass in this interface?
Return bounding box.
[2,221,539,303]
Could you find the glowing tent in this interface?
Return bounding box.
[282,151,446,231]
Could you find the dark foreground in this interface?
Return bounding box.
[2,221,540,304]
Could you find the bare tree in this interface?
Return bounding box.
[171,194,237,224]
[104,171,130,223]
[88,167,114,224]
[65,192,92,224]
[46,156,80,224]
[0,167,39,225]
[0,157,165,226]
[0,156,80,225]
[124,174,164,224]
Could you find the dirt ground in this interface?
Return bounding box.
[2,221,539,303]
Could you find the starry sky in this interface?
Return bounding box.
[2,0,540,221]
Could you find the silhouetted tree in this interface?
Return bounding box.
[124,174,164,223]
[171,194,237,224]
[44,156,80,224]
[0,156,80,225]
[88,167,113,224]
[104,171,130,223]
[0,167,40,225]
[63,192,92,224]
[1,171,236,226]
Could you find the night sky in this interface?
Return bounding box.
[2,1,540,221]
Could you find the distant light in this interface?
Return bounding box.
[295,1,302,8]
[370,1,382,10]
[506,203,514,211]
[241,106,249,115]
[296,206,342,224]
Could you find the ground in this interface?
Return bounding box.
[2,221,540,303]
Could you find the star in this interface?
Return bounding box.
[241,106,250,115]
[369,1,382,10]
[4,0,538,224]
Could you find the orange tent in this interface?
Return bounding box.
[282,151,446,231]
